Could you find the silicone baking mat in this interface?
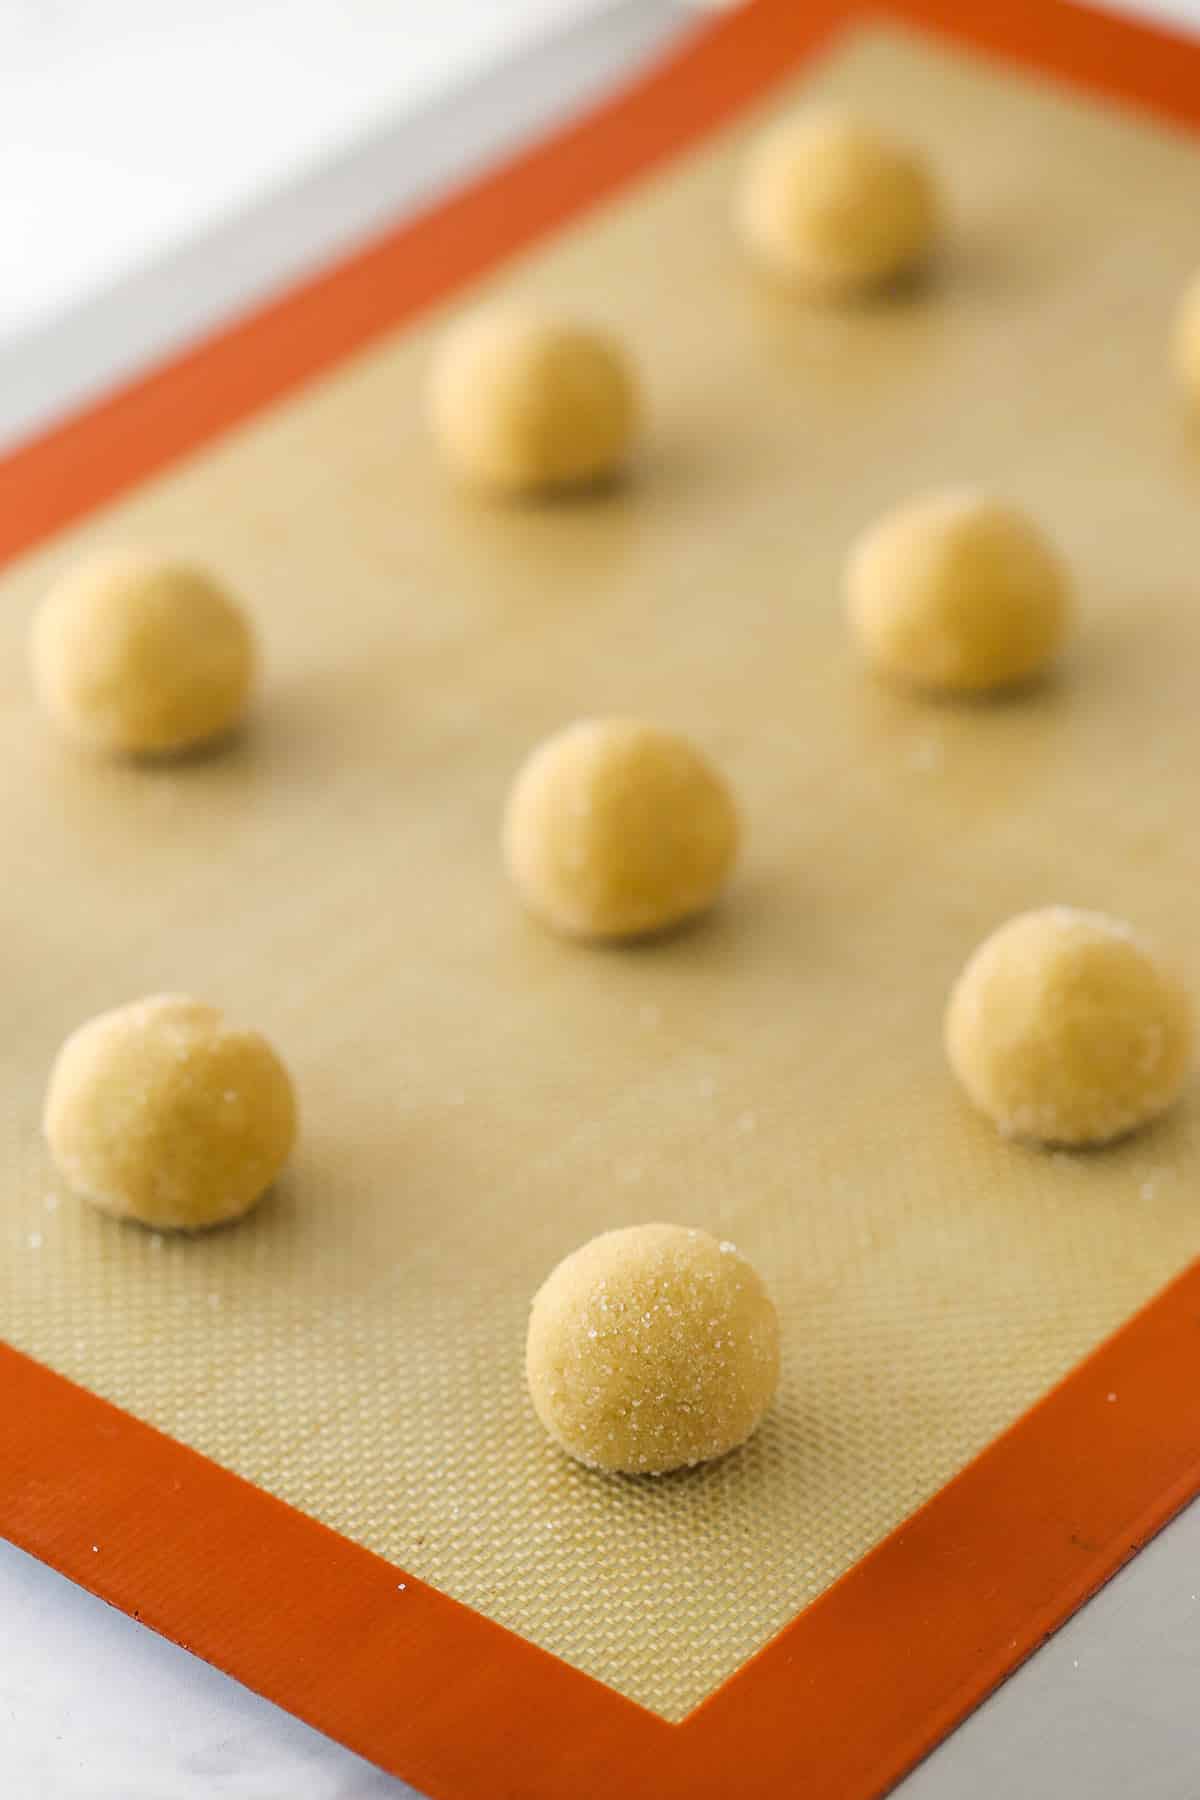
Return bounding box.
[3,2,1200,1795]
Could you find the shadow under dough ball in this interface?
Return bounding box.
[503,717,740,941]
[31,548,257,756]
[945,906,1193,1146]
[44,995,297,1230]
[526,1223,781,1475]
[427,306,640,495]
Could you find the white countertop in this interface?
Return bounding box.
[0,0,609,340]
[4,3,1200,1795]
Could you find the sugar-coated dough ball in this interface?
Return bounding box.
[526,1224,780,1474]
[847,490,1072,693]
[946,908,1193,1146]
[503,718,739,941]
[44,995,297,1229]
[32,549,256,756]
[737,110,937,295]
[428,308,639,494]
[1172,270,1200,407]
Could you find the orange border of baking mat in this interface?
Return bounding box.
[3,2,1200,1795]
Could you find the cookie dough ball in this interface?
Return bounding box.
[1171,270,1200,408]
[737,110,937,295]
[946,908,1193,1146]
[847,490,1072,693]
[503,718,739,941]
[32,549,256,755]
[526,1224,780,1474]
[428,308,639,495]
[44,995,297,1229]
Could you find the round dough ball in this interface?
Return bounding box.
[737,110,937,295]
[1171,270,1200,407]
[503,718,739,941]
[427,308,639,494]
[44,995,297,1229]
[945,907,1193,1146]
[846,489,1072,693]
[32,549,256,755]
[526,1224,780,1474]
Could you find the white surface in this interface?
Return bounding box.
[4,2,1200,1797]
[0,0,606,337]
[0,1538,393,1800]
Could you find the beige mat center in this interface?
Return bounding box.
[2,24,1200,1722]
